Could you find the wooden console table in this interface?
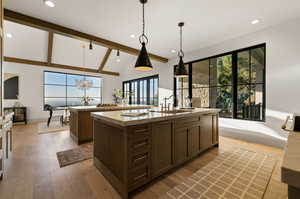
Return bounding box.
[4,107,27,124]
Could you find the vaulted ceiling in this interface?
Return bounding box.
[4,0,300,74]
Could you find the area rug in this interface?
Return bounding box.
[56,143,93,167]
[160,148,276,199]
[38,121,69,134]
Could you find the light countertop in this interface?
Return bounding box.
[68,105,153,112]
[91,108,220,127]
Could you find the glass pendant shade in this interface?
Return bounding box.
[175,56,188,77]
[135,42,153,71]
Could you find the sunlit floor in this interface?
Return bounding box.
[0,123,287,199]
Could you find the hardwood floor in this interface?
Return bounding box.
[0,123,288,199]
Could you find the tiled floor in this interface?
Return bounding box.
[161,148,276,199]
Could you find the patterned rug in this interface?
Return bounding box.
[160,148,276,199]
[56,144,93,167]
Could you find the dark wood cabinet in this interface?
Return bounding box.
[188,125,201,157]
[151,121,173,178]
[174,127,189,164]
[93,113,219,199]
[4,107,27,124]
[200,114,213,151]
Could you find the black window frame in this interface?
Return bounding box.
[123,75,159,106]
[43,71,103,109]
[174,43,266,122]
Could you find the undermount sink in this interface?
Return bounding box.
[150,109,191,114]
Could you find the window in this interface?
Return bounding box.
[44,71,102,107]
[123,75,159,105]
[174,44,265,121]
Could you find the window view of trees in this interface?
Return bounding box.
[123,75,159,106]
[175,44,265,121]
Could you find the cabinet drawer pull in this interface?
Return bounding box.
[134,141,147,149]
[133,155,147,163]
[134,129,148,134]
[134,173,147,181]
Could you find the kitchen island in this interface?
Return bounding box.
[91,108,220,199]
[69,105,152,144]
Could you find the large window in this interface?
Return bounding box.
[44,71,102,107]
[123,75,159,105]
[174,44,265,121]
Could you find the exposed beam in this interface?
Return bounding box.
[4,56,120,76]
[47,32,54,64]
[99,48,112,72]
[4,9,169,63]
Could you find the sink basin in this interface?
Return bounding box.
[150,109,191,114]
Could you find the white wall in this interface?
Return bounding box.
[3,62,121,123]
[121,18,300,148]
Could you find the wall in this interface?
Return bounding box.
[3,62,122,123]
[121,18,300,148]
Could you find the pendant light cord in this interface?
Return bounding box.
[139,2,148,44]
[179,24,184,57]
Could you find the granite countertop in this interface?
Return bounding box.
[91,108,220,127]
[281,132,300,189]
[68,105,153,112]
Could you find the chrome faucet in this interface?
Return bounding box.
[161,95,174,111]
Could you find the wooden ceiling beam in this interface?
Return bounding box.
[4,56,120,76]
[99,48,112,72]
[4,9,169,63]
[47,32,54,64]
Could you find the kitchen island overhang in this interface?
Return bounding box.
[91,108,220,199]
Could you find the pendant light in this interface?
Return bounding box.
[135,0,153,71]
[89,40,93,50]
[175,22,188,78]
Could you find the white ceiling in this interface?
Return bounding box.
[4,0,300,59]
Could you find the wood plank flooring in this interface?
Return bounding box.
[0,123,288,199]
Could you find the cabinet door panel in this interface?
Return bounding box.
[200,115,213,151]
[174,127,188,164]
[188,126,200,157]
[212,115,219,145]
[152,121,173,177]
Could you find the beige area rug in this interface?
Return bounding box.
[38,121,69,134]
[56,143,93,167]
[160,148,276,199]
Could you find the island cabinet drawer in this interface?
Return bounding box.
[128,124,151,137]
[128,166,150,191]
[129,136,151,154]
[129,151,150,168]
[174,116,201,128]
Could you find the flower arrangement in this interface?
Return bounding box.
[82,96,94,106]
[112,89,133,105]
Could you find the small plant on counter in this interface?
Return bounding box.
[82,96,94,106]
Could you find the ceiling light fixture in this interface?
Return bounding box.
[89,40,93,50]
[130,34,136,38]
[44,0,55,8]
[6,33,12,38]
[251,19,260,25]
[171,49,176,53]
[134,0,153,71]
[175,22,188,78]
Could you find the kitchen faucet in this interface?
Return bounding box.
[161,95,174,111]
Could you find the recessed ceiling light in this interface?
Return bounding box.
[116,58,121,62]
[171,49,176,53]
[44,0,55,8]
[6,33,12,38]
[130,34,135,38]
[251,19,260,25]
